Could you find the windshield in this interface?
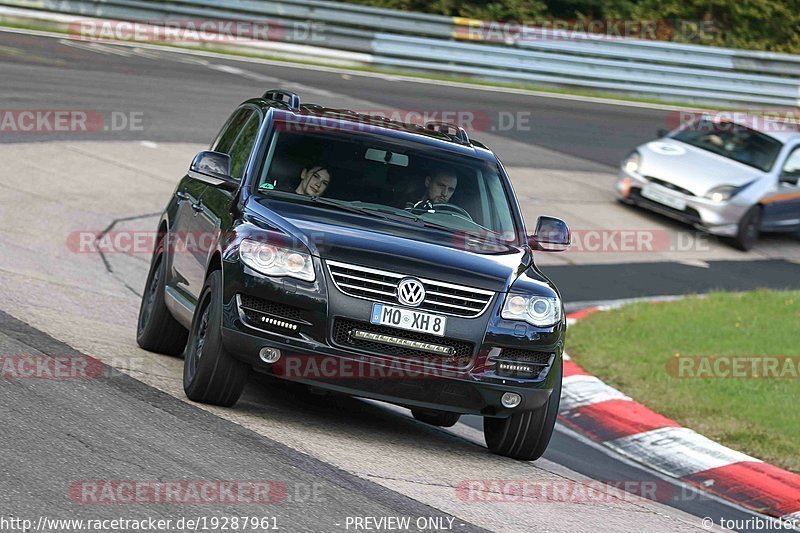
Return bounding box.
[255,126,519,243]
[671,119,783,172]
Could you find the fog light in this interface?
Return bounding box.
[259,347,281,364]
[501,392,522,409]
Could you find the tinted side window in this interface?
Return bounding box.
[212,109,251,154]
[229,114,261,181]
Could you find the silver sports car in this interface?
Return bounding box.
[615,115,800,250]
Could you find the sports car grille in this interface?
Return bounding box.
[332,318,475,367]
[326,260,494,318]
[630,189,702,223]
[644,176,695,197]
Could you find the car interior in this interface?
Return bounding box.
[257,130,501,230]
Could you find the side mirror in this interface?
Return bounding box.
[528,216,571,252]
[657,128,669,138]
[780,171,800,186]
[189,151,238,191]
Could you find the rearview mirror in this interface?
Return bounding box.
[365,148,409,167]
[189,151,238,191]
[528,216,571,252]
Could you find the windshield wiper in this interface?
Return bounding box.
[262,193,506,241]
[355,205,426,224]
[359,205,503,240]
[263,192,398,220]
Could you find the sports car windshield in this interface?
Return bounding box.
[671,119,783,172]
[255,127,519,242]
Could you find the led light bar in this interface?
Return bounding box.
[257,314,298,331]
[350,330,455,356]
[498,362,538,374]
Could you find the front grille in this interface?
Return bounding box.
[326,260,494,318]
[332,318,475,367]
[644,176,695,197]
[491,348,553,379]
[630,189,702,223]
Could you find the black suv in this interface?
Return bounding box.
[137,90,571,461]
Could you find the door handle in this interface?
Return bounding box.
[191,202,204,212]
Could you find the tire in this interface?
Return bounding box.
[411,408,461,428]
[731,206,761,251]
[136,240,188,356]
[483,365,562,461]
[183,270,248,407]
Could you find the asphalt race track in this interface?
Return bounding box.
[2,29,799,532]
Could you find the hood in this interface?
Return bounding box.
[246,197,550,292]
[638,140,764,196]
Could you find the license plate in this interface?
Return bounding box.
[370,303,447,337]
[642,184,687,211]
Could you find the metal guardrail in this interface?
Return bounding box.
[3,0,800,107]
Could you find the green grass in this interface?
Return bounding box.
[567,290,800,473]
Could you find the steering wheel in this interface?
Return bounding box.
[430,203,473,220]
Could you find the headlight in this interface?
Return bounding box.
[501,295,562,327]
[621,151,641,174]
[239,238,315,282]
[704,185,739,203]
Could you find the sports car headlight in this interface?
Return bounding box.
[239,238,315,282]
[501,295,562,327]
[704,185,738,203]
[621,151,641,174]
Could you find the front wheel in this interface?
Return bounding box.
[183,270,249,407]
[731,206,761,251]
[483,365,562,461]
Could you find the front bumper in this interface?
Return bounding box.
[616,171,748,237]
[219,257,564,417]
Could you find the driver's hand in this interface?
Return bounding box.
[412,199,434,211]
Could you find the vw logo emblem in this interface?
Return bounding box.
[396,278,425,307]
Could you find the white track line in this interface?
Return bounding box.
[560,374,631,411]
[605,427,761,478]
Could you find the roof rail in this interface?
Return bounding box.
[425,122,470,145]
[263,89,300,110]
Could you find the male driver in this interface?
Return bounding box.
[295,164,331,197]
[413,170,457,208]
